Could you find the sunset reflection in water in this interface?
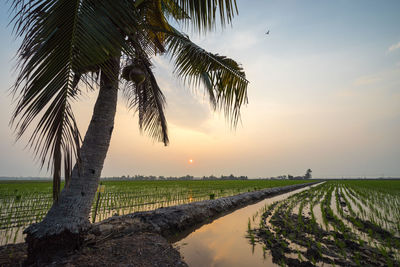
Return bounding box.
[175,186,313,267]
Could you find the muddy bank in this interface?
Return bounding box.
[247,182,400,267]
[175,183,321,267]
[0,233,186,267]
[89,182,318,240]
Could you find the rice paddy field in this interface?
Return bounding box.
[247,180,400,266]
[0,179,313,245]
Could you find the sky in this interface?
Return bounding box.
[0,0,399,178]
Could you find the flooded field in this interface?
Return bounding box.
[174,183,320,266]
[0,180,313,245]
[175,180,400,266]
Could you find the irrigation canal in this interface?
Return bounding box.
[174,183,321,267]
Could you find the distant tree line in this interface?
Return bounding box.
[101,174,248,181]
[202,174,248,180]
[270,169,312,180]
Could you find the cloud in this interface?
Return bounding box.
[353,75,380,86]
[351,68,400,89]
[229,31,259,51]
[388,42,400,52]
[152,56,213,133]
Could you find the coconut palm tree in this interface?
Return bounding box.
[10,0,248,263]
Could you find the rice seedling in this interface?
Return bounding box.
[246,180,400,266]
[0,179,313,245]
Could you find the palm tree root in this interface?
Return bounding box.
[24,219,89,266]
[25,229,85,266]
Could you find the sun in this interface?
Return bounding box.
[188,159,193,164]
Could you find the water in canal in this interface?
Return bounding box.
[174,185,316,267]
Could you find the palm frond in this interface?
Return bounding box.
[161,0,190,21]
[9,0,140,200]
[137,0,170,54]
[122,56,168,145]
[164,28,248,125]
[199,72,217,109]
[173,0,238,33]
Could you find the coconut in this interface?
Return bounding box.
[122,65,146,85]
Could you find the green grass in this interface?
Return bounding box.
[0,179,314,245]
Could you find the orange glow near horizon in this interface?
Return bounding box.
[188,159,193,164]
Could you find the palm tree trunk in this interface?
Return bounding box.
[25,56,120,265]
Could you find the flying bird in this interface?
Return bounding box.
[265,30,270,35]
